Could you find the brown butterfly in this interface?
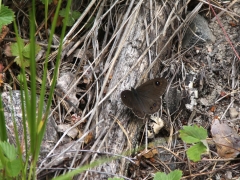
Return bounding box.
[121,78,167,118]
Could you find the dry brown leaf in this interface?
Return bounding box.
[0,77,4,87]
[84,132,93,144]
[134,159,140,166]
[211,119,240,158]
[0,26,9,42]
[229,20,237,27]
[149,157,157,163]
[141,149,158,159]
[0,63,5,87]
[209,105,216,112]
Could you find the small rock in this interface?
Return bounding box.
[2,90,58,163]
[182,13,216,48]
[164,87,181,114]
[229,107,238,119]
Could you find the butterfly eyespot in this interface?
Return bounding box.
[153,103,156,107]
[155,81,160,86]
[150,106,153,110]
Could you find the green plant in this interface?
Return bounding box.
[179,125,209,162]
[0,0,71,179]
[0,141,21,178]
[0,5,14,33]
[108,178,124,180]
[153,170,182,180]
[59,8,81,27]
[10,38,41,68]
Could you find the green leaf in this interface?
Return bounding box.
[10,39,24,57]
[154,170,182,180]
[179,125,207,143]
[0,5,15,27]
[12,41,41,68]
[6,158,21,177]
[201,139,209,153]
[154,173,168,180]
[22,43,41,59]
[0,141,17,161]
[17,73,25,83]
[71,11,81,20]
[167,170,183,180]
[59,8,81,26]
[14,56,30,68]
[186,142,207,162]
[0,159,3,169]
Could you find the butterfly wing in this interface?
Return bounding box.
[135,78,167,114]
[121,90,145,118]
[121,78,167,118]
[131,107,145,118]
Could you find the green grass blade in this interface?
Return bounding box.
[29,0,37,156]
[0,93,7,141]
[36,0,72,159]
